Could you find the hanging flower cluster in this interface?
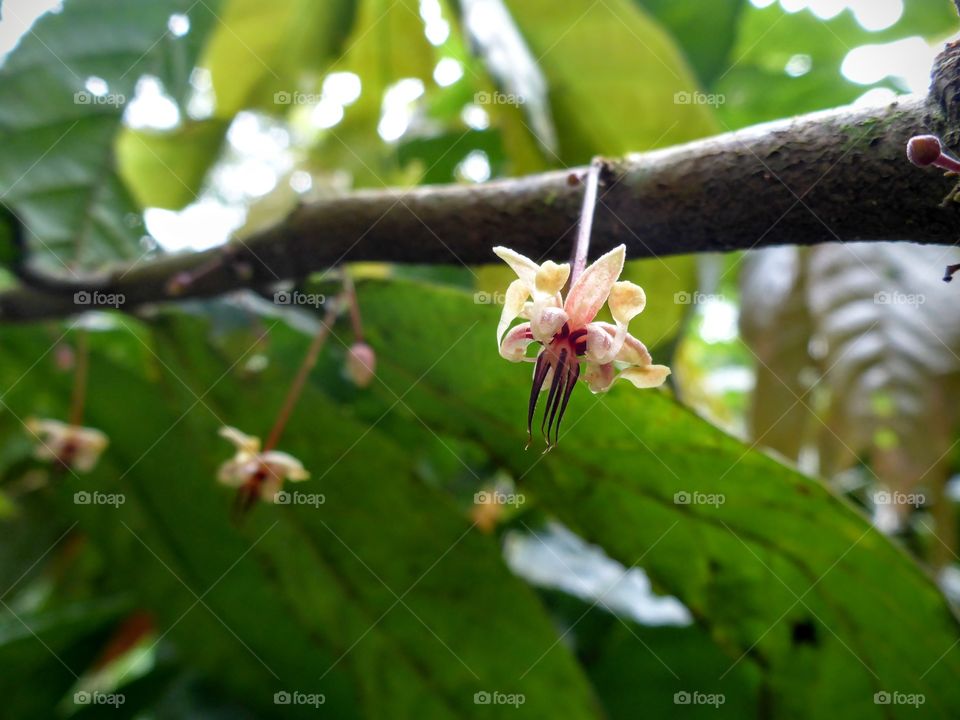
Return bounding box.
[494,244,670,447]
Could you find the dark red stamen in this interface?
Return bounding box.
[541,349,567,441]
[552,361,580,446]
[232,466,269,519]
[57,441,78,471]
[527,353,551,449]
[525,321,590,450]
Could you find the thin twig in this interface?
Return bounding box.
[69,330,88,426]
[262,301,340,452]
[569,159,603,286]
[342,273,364,342]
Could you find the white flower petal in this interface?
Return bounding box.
[217,459,251,487]
[564,245,625,327]
[582,362,616,393]
[584,324,615,364]
[72,443,106,473]
[496,279,531,347]
[615,332,652,366]
[530,305,568,344]
[33,443,59,462]
[262,451,310,481]
[500,322,535,362]
[539,364,555,392]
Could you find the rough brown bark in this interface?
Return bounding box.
[0,92,957,321]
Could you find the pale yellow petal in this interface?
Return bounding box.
[619,364,671,389]
[608,281,646,323]
[534,261,570,297]
[24,417,47,436]
[219,426,261,454]
[26,417,69,441]
[564,245,625,327]
[493,246,539,287]
[75,427,108,453]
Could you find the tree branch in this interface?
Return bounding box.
[1,91,957,322]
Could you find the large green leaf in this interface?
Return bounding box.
[118,0,356,211]
[117,120,229,210]
[502,0,717,163]
[0,0,219,271]
[716,0,959,129]
[561,597,760,718]
[337,280,960,718]
[0,316,603,719]
[634,0,746,89]
[200,0,357,119]
[4,280,960,716]
[313,0,438,187]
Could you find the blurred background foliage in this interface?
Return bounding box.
[2,0,960,717]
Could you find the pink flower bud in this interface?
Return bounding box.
[907,135,943,167]
[346,342,376,388]
[907,134,960,172]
